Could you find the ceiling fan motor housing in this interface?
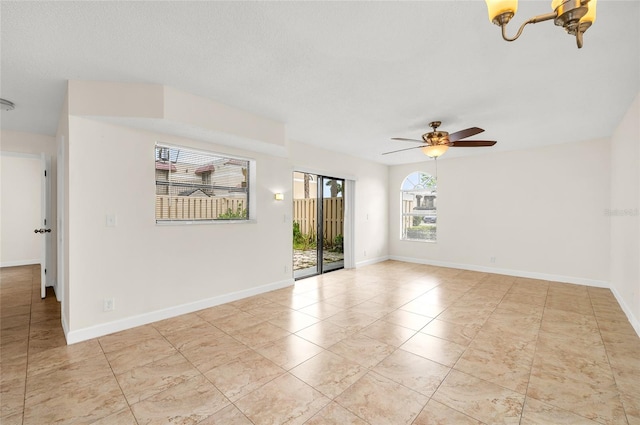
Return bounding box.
[423,131,450,146]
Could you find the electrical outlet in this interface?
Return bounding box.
[364,250,367,257]
[284,265,288,273]
[103,298,115,312]
[106,214,117,227]
[490,256,496,264]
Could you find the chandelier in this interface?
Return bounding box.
[484,0,597,48]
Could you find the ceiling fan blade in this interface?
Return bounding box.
[450,140,496,147]
[391,137,424,143]
[448,127,484,142]
[382,145,425,155]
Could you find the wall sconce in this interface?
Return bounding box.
[485,0,597,48]
[274,193,284,201]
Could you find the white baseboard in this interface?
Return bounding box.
[65,278,295,345]
[356,255,390,268]
[0,259,40,268]
[389,256,609,288]
[609,286,640,338]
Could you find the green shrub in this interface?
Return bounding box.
[406,226,436,240]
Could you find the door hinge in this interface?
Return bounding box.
[44,170,47,177]
[45,268,47,274]
[44,219,47,225]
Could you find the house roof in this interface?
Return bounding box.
[155,161,177,172]
[1,2,638,165]
[194,164,214,175]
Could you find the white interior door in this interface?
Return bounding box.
[39,153,51,298]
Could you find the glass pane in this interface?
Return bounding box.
[322,177,344,273]
[293,171,318,279]
[401,172,437,242]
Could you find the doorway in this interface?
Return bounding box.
[293,172,345,279]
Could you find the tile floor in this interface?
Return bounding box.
[1,262,639,424]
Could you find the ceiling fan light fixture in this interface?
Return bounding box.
[422,145,449,158]
[485,0,594,48]
[485,0,517,25]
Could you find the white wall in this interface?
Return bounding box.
[0,131,57,278]
[289,141,389,266]
[389,138,611,286]
[0,153,42,266]
[610,92,640,335]
[65,117,293,342]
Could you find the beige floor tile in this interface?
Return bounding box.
[521,397,601,425]
[90,407,138,425]
[326,309,378,333]
[104,336,177,375]
[180,334,251,373]
[131,375,229,425]
[297,301,344,319]
[454,345,533,394]
[1,377,25,418]
[413,399,483,425]
[205,350,285,401]
[234,321,291,349]
[4,262,640,425]
[197,404,253,424]
[290,350,366,398]
[235,373,330,425]
[373,348,450,397]
[151,312,209,335]
[26,339,103,377]
[0,412,23,425]
[336,371,428,425]
[196,303,243,322]
[24,353,113,402]
[359,319,417,347]
[209,310,266,333]
[306,401,369,425]
[98,325,162,353]
[329,334,396,368]
[267,309,320,332]
[255,333,324,370]
[421,318,480,346]
[401,332,466,367]
[116,352,201,404]
[527,367,626,424]
[295,320,354,348]
[433,369,524,425]
[246,303,294,321]
[381,309,432,330]
[23,374,127,425]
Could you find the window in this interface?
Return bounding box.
[155,143,251,223]
[401,172,437,242]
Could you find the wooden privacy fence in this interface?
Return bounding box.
[155,195,245,220]
[293,197,344,241]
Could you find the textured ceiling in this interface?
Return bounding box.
[1,1,638,165]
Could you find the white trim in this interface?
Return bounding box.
[293,166,357,182]
[61,312,70,343]
[356,255,390,268]
[64,278,294,345]
[609,285,640,338]
[0,151,42,159]
[0,259,41,268]
[343,179,356,269]
[389,256,609,288]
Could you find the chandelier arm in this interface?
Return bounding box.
[500,12,557,42]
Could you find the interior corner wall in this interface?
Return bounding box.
[388,138,610,286]
[0,130,58,281]
[65,117,292,342]
[610,92,640,336]
[289,141,389,266]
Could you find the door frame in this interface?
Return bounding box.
[293,168,354,279]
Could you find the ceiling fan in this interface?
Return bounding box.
[384,121,497,158]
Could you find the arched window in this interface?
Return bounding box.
[401,172,437,242]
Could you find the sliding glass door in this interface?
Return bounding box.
[293,172,344,279]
